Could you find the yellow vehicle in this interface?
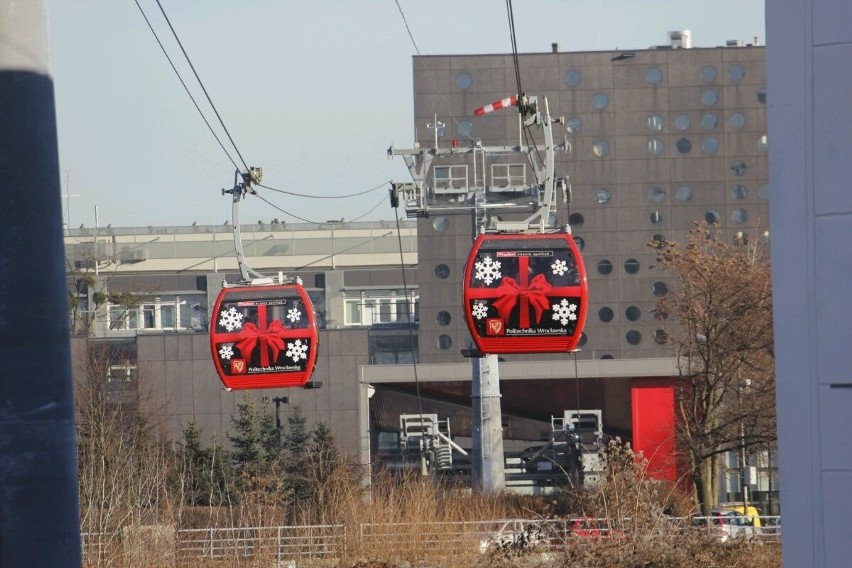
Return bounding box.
[714,503,762,528]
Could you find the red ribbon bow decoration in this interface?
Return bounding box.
[236,319,287,367]
[492,273,552,328]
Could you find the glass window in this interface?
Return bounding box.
[701,65,717,82]
[729,113,746,129]
[759,183,770,200]
[626,306,641,321]
[650,186,666,203]
[731,208,749,224]
[705,209,721,224]
[434,264,450,279]
[652,281,668,297]
[569,212,585,226]
[598,307,614,322]
[701,113,718,129]
[595,187,611,203]
[654,329,669,345]
[758,135,769,152]
[650,210,664,225]
[592,92,609,110]
[731,160,748,176]
[652,234,666,244]
[648,115,664,131]
[578,332,588,347]
[566,116,582,134]
[674,114,691,131]
[345,300,362,325]
[432,216,449,232]
[731,184,748,200]
[701,90,718,106]
[676,186,693,202]
[564,70,582,86]
[757,87,767,104]
[458,121,473,137]
[597,260,613,275]
[456,72,472,90]
[626,330,642,345]
[676,138,692,154]
[593,141,610,157]
[729,65,745,82]
[702,137,719,153]
[437,334,453,350]
[646,67,663,85]
[624,259,640,274]
[601,354,614,360]
[574,236,585,250]
[436,311,452,326]
[648,139,664,155]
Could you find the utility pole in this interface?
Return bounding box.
[0,1,83,566]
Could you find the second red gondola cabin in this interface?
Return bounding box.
[463,232,588,354]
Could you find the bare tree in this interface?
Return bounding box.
[650,224,776,513]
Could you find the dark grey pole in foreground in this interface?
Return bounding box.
[0,2,82,566]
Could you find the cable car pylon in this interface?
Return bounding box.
[209,168,319,390]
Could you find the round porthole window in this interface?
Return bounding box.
[729,113,746,129]
[654,329,669,345]
[597,260,613,275]
[701,113,718,129]
[731,208,749,224]
[566,117,582,134]
[435,263,451,279]
[595,188,611,204]
[432,216,449,232]
[598,307,614,322]
[648,139,664,155]
[625,306,641,321]
[650,210,664,225]
[674,114,690,131]
[455,72,472,90]
[569,212,585,226]
[652,281,668,297]
[593,141,610,157]
[701,90,718,106]
[731,184,748,200]
[592,92,609,110]
[650,186,666,203]
[701,65,717,82]
[731,161,748,176]
[729,65,745,82]
[646,67,663,85]
[676,138,692,154]
[437,334,453,350]
[705,209,721,225]
[702,137,719,153]
[578,332,588,347]
[676,186,693,202]
[626,330,642,345]
[648,115,664,131]
[624,259,640,274]
[564,70,582,87]
[436,311,452,326]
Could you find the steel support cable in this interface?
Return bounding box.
[258,180,391,199]
[154,0,252,174]
[132,0,239,171]
[393,0,475,143]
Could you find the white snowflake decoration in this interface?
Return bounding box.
[474,256,502,285]
[286,339,309,362]
[552,299,578,326]
[218,307,244,331]
[471,301,489,320]
[218,345,234,360]
[287,308,302,323]
[551,259,568,276]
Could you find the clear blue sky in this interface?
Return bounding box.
[47,1,765,229]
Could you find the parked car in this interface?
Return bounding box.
[478,519,551,554]
[695,508,764,543]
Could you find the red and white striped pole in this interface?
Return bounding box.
[473,95,517,116]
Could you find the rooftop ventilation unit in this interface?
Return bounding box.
[726,39,744,47]
[668,29,692,49]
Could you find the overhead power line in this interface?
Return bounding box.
[258,180,390,199]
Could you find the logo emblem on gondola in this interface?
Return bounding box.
[230,359,247,374]
[486,318,505,335]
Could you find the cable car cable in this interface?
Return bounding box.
[132,0,240,171]
[258,180,390,199]
[153,0,252,174]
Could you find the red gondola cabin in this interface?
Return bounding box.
[210,284,318,390]
[463,233,588,354]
